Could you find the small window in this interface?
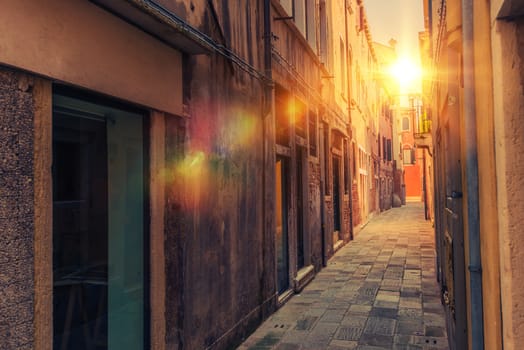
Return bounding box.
[340,37,346,97]
[377,133,381,158]
[382,137,387,161]
[319,1,328,66]
[352,143,357,178]
[294,0,306,36]
[343,140,349,194]
[306,0,316,47]
[402,116,410,131]
[331,130,342,151]
[323,123,330,195]
[275,85,291,146]
[403,148,415,164]
[294,98,307,138]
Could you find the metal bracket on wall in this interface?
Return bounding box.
[450,191,463,199]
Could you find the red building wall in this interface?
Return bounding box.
[404,164,421,198]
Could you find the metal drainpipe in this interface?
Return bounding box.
[320,124,327,266]
[264,0,272,84]
[461,0,484,348]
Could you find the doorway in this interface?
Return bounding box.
[332,156,342,243]
[275,156,290,294]
[296,146,306,270]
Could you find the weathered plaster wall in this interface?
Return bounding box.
[150,112,167,350]
[165,114,187,350]
[0,0,183,115]
[271,7,321,102]
[492,15,524,350]
[163,2,272,349]
[351,182,362,228]
[270,1,330,269]
[0,67,35,350]
[342,197,351,241]
[369,185,377,213]
[331,0,349,106]
[378,107,394,211]
[472,2,502,350]
[33,76,52,350]
[348,8,377,224]
[324,198,334,255]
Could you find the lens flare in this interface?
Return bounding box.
[227,111,257,147]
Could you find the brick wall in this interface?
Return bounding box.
[0,67,35,350]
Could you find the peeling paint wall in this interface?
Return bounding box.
[0,0,183,115]
[427,0,524,349]
[162,1,272,349]
[492,12,524,350]
[346,0,381,227]
[270,0,328,283]
[0,1,419,349]
[471,3,502,350]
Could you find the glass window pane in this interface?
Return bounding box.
[53,94,145,350]
[107,111,144,350]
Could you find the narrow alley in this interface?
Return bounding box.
[4,1,524,349]
[238,203,447,350]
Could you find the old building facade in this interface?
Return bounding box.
[0,1,397,349]
[374,42,397,212]
[1,1,273,349]
[424,0,524,349]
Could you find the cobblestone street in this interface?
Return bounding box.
[238,203,448,350]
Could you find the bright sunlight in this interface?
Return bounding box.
[389,56,422,92]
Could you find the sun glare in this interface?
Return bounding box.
[389,57,422,89]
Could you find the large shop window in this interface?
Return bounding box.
[52,93,147,350]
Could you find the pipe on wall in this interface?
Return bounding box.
[461,0,485,348]
[263,0,272,89]
[344,0,354,240]
[262,0,278,301]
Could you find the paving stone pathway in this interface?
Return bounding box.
[238,203,448,350]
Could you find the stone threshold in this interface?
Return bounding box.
[294,265,315,293]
